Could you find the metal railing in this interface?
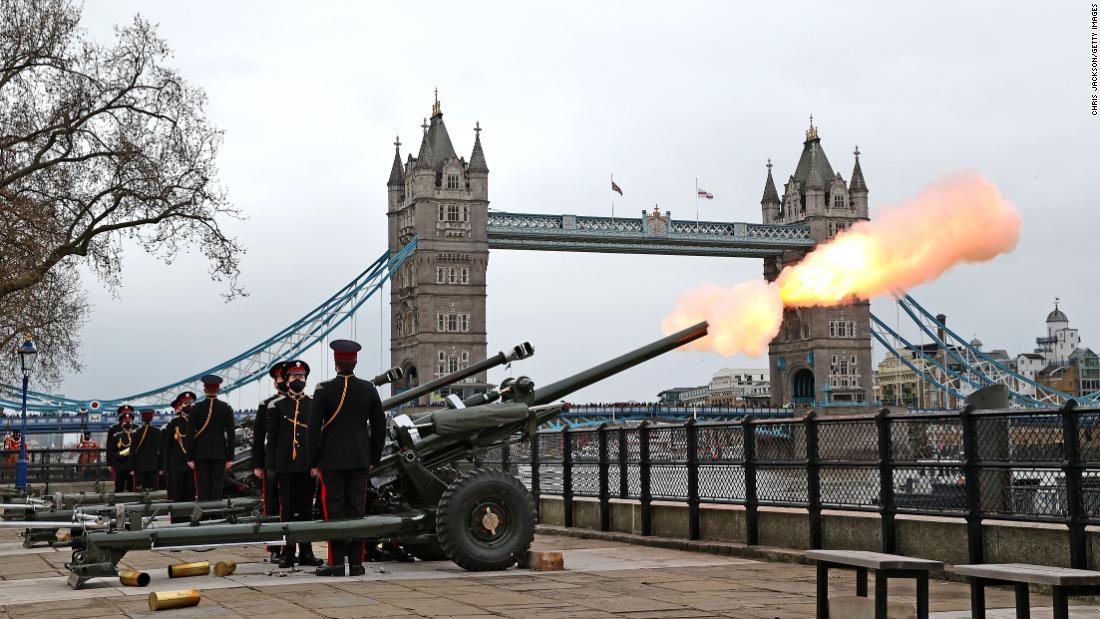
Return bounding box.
[476,402,1100,570]
[0,448,111,488]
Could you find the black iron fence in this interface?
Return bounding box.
[476,402,1100,570]
[0,448,110,487]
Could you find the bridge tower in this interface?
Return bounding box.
[387,94,490,403]
[761,118,872,407]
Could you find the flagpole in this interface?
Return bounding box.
[695,177,699,231]
[611,173,615,220]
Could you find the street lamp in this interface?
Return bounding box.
[15,337,38,490]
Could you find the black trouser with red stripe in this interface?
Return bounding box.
[194,460,225,500]
[263,470,281,554]
[319,468,369,566]
[278,472,315,559]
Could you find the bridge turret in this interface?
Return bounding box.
[467,122,488,200]
[760,158,780,224]
[411,124,435,198]
[387,136,405,212]
[849,146,868,217]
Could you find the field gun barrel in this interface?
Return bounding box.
[382,341,534,410]
[371,366,404,386]
[376,322,709,477]
[529,321,708,406]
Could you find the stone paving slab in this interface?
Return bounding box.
[1,527,1100,617]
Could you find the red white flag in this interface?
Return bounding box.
[612,180,623,196]
[697,189,714,200]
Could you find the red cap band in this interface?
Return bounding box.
[334,351,358,360]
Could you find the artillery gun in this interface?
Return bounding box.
[1,497,262,547]
[64,322,707,588]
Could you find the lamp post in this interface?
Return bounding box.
[15,337,38,490]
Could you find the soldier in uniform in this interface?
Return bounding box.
[162,392,196,502]
[132,410,162,490]
[106,406,136,492]
[254,361,288,562]
[308,340,386,577]
[186,375,235,500]
[269,360,323,568]
[77,431,99,479]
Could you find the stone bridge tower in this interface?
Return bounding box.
[387,94,489,403]
[761,118,872,407]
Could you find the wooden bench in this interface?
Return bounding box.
[805,549,943,619]
[950,563,1100,619]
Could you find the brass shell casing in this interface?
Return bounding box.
[213,560,236,577]
[148,589,201,611]
[119,570,151,587]
[167,561,210,578]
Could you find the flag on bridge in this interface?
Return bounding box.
[611,179,623,195]
[697,188,714,200]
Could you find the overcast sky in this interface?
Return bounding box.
[56,1,1099,408]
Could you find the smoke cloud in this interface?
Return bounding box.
[662,173,1022,356]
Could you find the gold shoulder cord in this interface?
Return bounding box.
[173,424,188,455]
[321,376,351,431]
[136,425,150,450]
[195,399,215,437]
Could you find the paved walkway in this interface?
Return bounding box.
[1,527,1099,617]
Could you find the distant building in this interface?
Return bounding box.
[1072,348,1100,396]
[658,386,707,405]
[658,368,770,407]
[1034,301,1080,364]
[707,368,770,406]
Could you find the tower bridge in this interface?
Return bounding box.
[387,97,869,408]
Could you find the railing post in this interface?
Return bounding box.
[598,422,610,531]
[619,428,628,499]
[805,412,822,549]
[562,426,573,529]
[530,429,541,520]
[639,420,652,536]
[1061,400,1087,569]
[686,418,700,540]
[960,404,984,565]
[743,416,759,546]
[877,408,896,554]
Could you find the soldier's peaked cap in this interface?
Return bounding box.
[268,361,290,380]
[330,339,361,360]
[118,404,135,416]
[286,360,310,376]
[140,409,155,421]
[175,391,197,404]
[201,374,223,387]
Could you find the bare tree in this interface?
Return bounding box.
[0,0,243,385]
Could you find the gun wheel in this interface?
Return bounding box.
[436,469,535,571]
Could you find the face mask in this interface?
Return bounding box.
[288,379,306,393]
[276,381,288,394]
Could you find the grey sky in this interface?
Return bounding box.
[56,1,1098,407]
